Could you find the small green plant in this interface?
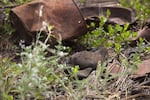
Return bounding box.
[79,16,137,52]
[0,36,82,99]
[0,58,17,100]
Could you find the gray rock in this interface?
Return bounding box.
[77,67,93,79]
[67,47,108,70]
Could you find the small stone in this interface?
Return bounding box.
[67,47,108,79]
[77,68,93,79]
[68,47,108,70]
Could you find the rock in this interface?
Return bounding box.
[75,0,119,7]
[130,58,150,78]
[108,58,150,79]
[77,68,93,79]
[108,61,123,74]
[68,47,108,70]
[66,47,108,79]
[136,28,150,42]
[130,27,150,47]
[107,17,129,25]
[80,6,136,26]
[10,0,87,44]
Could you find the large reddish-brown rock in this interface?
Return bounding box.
[10,0,87,43]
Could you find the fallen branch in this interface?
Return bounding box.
[122,93,150,100]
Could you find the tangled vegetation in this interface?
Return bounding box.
[0,0,150,100]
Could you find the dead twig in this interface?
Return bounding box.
[122,93,150,100]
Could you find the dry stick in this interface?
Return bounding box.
[122,93,150,100]
[139,80,150,86]
[134,86,150,90]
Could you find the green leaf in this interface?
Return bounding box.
[72,66,79,74]
[90,22,95,28]
[123,23,129,32]
[3,93,13,100]
[121,31,130,40]
[106,9,111,18]
[115,43,121,54]
[106,41,112,48]
[99,16,107,27]
[108,25,114,36]
[147,46,150,51]
[115,24,123,32]
[132,65,138,72]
